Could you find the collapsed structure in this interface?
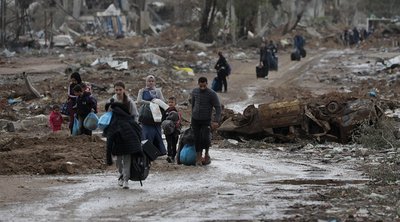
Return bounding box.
[218,95,384,143]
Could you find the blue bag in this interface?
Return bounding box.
[72,115,81,136]
[211,77,221,92]
[98,111,113,130]
[83,112,99,130]
[179,144,196,166]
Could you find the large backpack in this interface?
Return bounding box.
[226,63,231,75]
[130,152,150,186]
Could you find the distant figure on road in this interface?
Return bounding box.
[191,77,221,166]
[259,41,271,78]
[214,51,231,93]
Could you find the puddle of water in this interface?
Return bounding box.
[266,179,368,186]
[225,86,259,113]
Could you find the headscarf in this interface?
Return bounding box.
[145,75,156,90]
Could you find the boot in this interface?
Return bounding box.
[196,152,203,166]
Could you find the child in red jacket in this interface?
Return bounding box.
[49,104,63,132]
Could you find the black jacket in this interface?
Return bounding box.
[75,92,97,118]
[214,55,229,73]
[106,103,142,156]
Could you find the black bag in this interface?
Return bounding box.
[291,49,301,61]
[138,103,155,125]
[299,48,306,58]
[256,66,267,78]
[130,152,150,186]
[142,140,160,161]
[60,102,69,115]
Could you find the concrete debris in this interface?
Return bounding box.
[91,56,128,70]
[218,96,384,143]
[1,49,16,58]
[183,39,215,51]
[139,52,166,65]
[96,4,121,16]
[36,35,71,47]
[233,52,248,60]
[380,55,400,70]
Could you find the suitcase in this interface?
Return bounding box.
[256,66,268,78]
[141,140,160,161]
[299,48,306,58]
[291,49,301,61]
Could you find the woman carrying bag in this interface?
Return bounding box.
[137,75,167,156]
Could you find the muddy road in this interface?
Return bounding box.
[0,48,396,221]
[0,147,366,221]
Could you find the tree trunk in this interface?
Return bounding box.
[199,0,217,43]
[0,0,6,46]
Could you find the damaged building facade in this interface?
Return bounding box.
[0,0,184,47]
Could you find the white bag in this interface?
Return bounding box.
[149,102,162,122]
[152,98,169,110]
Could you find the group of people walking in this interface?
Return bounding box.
[53,71,221,189]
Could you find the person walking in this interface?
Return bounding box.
[259,41,271,78]
[137,75,167,156]
[73,84,97,136]
[105,81,140,188]
[214,51,231,92]
[191,77,221,166]
[67,72,82,134]
[106,101,142,189]
[162,96,182,163]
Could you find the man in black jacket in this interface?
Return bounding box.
[191,77,221,166]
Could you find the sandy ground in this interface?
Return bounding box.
[1,45,400,221]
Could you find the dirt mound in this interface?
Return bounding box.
[0,132,107,175]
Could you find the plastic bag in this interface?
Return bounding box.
[179,144,196,166]
[83,112,98,130]
[98,111,112,130]
[149,102,162,123]
[72,115,81,136]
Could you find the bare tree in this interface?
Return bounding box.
[281,0,311,35]
[199,0,217,43]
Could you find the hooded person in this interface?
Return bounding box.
[137,75,167,156]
